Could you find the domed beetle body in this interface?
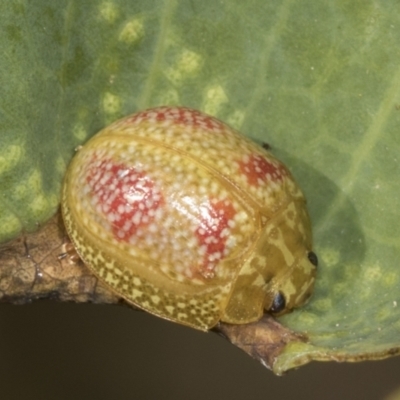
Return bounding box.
[62,107,317,331]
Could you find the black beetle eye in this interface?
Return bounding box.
[308,251,318,267]
[262,142,271,151]
[269,291,286,313]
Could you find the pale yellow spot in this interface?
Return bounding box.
[226,110,245,129]
[0,144,24,175]
[29,192,48,214]
[133,277,141,286]
[102,92,121,115]
[293,311,317,326]
[119,18,144,43]
[151,295,161,304]
[320,247,340,267]
[164,68,183,86]
[40,189,61,211]
[72,123,88,141]
[358,277,375,300]
[177,302,186,309]
[364,264,382,281]
[165,305,175,314]
[72,123,87,142]
[0,211,22,239]
[104,260,115,272]
[312,297,332,312]
[177,49,202,74]
[131,288,143,299]
[383,271,397,286]
[106,271,119,285]
[165,49,202,86]
[14,169,41,200]
[203,85,228,115]
[99,2,118,23]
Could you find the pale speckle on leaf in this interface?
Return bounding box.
[119,18,144,43]
[99,1,119,23]
[165,49,202,86]
[102,92,121,115]
[364,264,382,281]
[320,247,340,267]
[73,123,88,141]
[226,110,245,130]
[0,144,24,175]
[177,49,202,73]
[203,85,228,115]
[0,213,21,238]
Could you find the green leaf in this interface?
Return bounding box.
[1,0,400,373]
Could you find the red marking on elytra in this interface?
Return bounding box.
[86,158,163,241]
[124,106,225,131]
[195,199,236,278]
[238,154,287,187]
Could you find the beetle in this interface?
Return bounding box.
[61,106,317,331]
